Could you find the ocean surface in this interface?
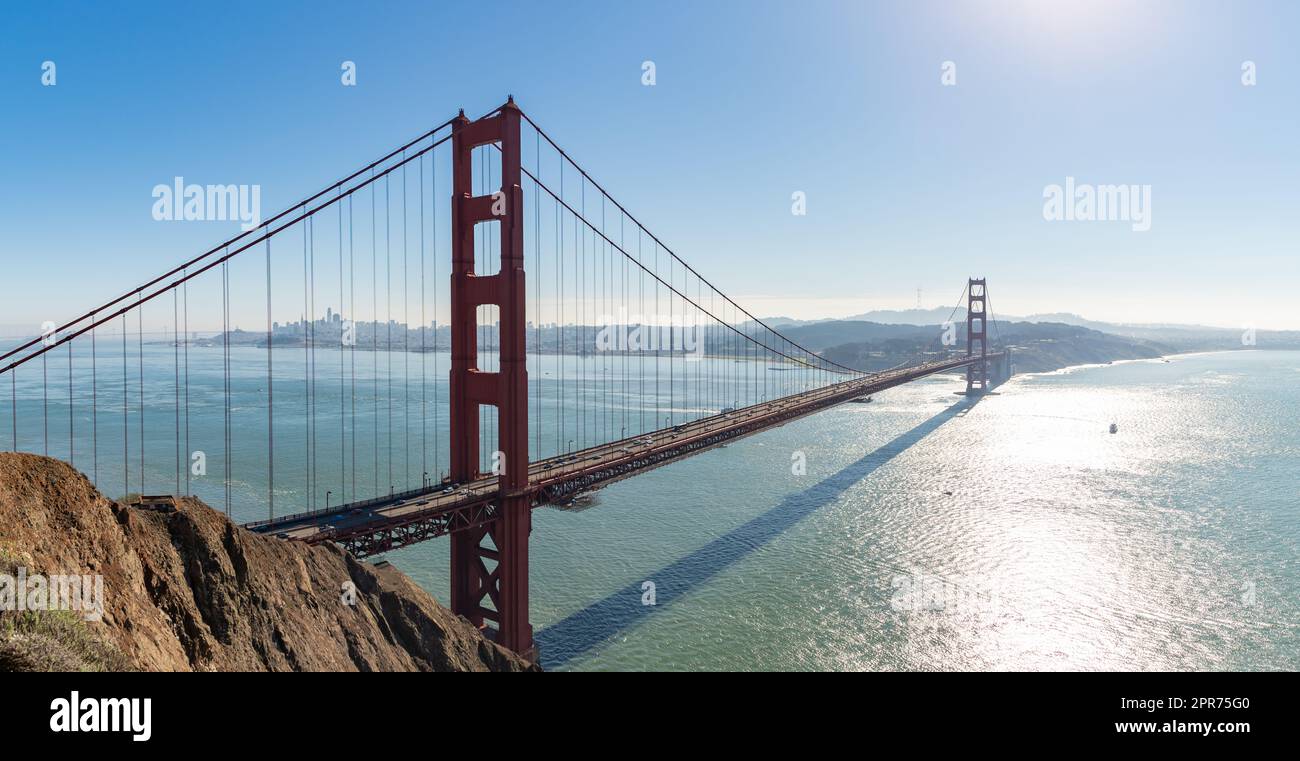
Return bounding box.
[4,345,1297,670]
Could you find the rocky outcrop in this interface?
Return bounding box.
[0,453,537,672]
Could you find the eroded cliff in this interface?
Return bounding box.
[0,453,536,672]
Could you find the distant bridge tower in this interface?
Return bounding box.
[448,98,534,658]
[966,278,988,394]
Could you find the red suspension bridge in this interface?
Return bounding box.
[0,98,1009,659]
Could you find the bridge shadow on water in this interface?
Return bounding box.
[535,397,975,669]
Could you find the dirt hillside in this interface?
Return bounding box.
[0,452,537,672]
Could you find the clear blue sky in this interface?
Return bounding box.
[2,0,1297,330]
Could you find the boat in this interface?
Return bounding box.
[849,396,873,404]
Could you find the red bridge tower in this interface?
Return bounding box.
[448,99,534,658]
[966,277,988,394]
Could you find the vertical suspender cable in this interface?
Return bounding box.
[183,275,190,495]
[309,216,317,509]
[223,260,231,515]
[535,131,542,458]
[121,314,128,499]
[349,194,356,499]
[68,343,73,465]
[419,154,427,486]
[372,173,379,497]
[579,171,587,447]
[92,311,98,480]
[638,229,643,435]
[139,296,145,495]
[303,211,311,510]
[267,236,275,519]
[403,160,409,490]
[431,151,439,480]
[174,290,180,494]
[339,187,346,502]
[620,213,627,438]
[386,173,392,493]
[558,160,564,453]
[555,179,561,452]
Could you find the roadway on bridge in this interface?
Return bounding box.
[249,354,997,549]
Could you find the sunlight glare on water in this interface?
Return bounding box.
[390,350,1299,671]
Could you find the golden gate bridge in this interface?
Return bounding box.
[0,98,1009,659]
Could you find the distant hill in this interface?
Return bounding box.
[800,319,1170,374]
[975,322,1169,373]
[747,316,818,328]
[1023,312,1227,332]
[1020,312,1123,331]
[839,307,970,325]
[779,320,933,349]
[764,309,1300,357]
[1019,313,1300,352]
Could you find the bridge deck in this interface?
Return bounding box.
[246,353,1000,556]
